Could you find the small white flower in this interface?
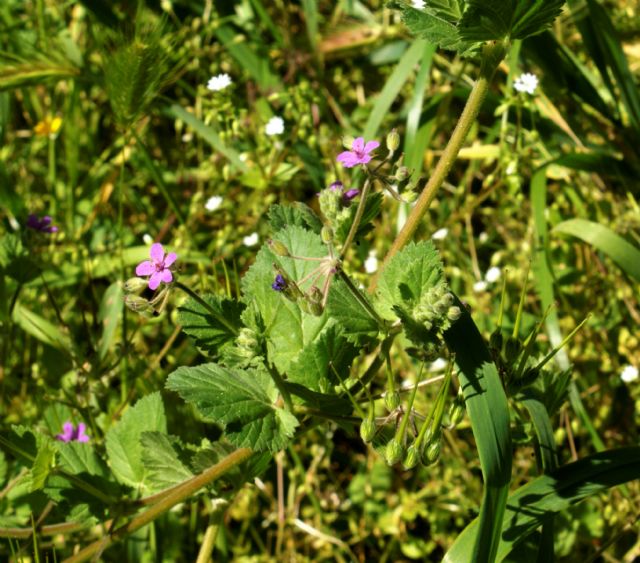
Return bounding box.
[142,233,154,245]
[364,251,378,274]
[430,357,448,372]
[265,116,285,136]
[207,73,232,92]
[243,232,259,247]
[473,280,488,292]
[411,0,426,8]
[485,266,501,284]
[205,195,223,212]
[514,72,539,95]
[432,228,449,241]
[478,232,489,244]
[621,365,639,383]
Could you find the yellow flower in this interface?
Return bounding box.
[34,115,62,138]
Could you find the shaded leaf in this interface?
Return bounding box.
[140,432,193,491]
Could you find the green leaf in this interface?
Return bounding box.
[334,192,384,245]
[241,226,330,374]
[140,432,193,492]
[166,364,299,452]
[443,304,512,563]
[327,276,380,343]
[287,321,359,393]
[397,1,470,52]
[268,203,323,235]
[191,442,272,488]
[458,1,512,42]
[553,218,640,282]
[446,448,640,562]
[105,392,167,489]
[375,240,445,319]
[98,282,123,361]
[510,0,566,40]
[12,302,72,352]
[30,440,56,492]
[178,294,244,358]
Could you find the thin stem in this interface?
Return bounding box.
[370,42,507,291]
[265,361,294,412]
[340,177,371,259]
[174,281,238,336]
[62,448,253,563]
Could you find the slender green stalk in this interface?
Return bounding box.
[340,177,372,258]
[264,361,294,412]
[371,42,507,290]
[63,448,253,563]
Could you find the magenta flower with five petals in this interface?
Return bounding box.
[56,421,90,443]
[136,243,177,290]
[337,137,380,168]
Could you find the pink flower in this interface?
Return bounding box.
[337,137,380,168]
[56,421,90,443]
[135,243,177,290]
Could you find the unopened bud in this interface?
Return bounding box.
[342,135,355,150]
[505,336,522,362]
[489,329,503,352]
[386,129,400,152]
[360,418,377,443]
[384,390,400,412]
[403,443,420,470]
[124,294,153,315]
[268,239,290,257]
[394,166,409,181]
[124,277,149,293]
[422,439,440,466]
[321,225,334,244]
[448,396,465,427]
[385,437,404,466]
[447,306,462,321]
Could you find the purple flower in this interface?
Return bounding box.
[26,214,58,233]
[56,421,90,443]
[135,242,177,290]
[328,181,344,191]
[272,274,287,291]
[342,188,360,203]
[337,137,380,168]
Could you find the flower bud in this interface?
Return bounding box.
[422,439,440,466]
[342,135,355,150]
[360,418,377,443]
[489,329,503,353]
[385,437,404,466]
[447,306,462,321]
[384,390,400,412]
[394,166,409,181]
[386,129,400,152]
[448,396,465,427]
[504,336,522,362]
[124,277,149,293]
[402,443,420,470]
[321,225,334,244]
[268,239,290,257]
[124,294,153,315]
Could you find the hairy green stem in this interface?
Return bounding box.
[63,448,253,563]
[265,361,294,412]
[340,177,371,259]
[371,42,506,290]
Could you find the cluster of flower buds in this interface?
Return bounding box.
[317,181,361,242]
[413,286,461,334]
[123,276,169,316]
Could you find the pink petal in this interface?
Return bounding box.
[351,137,364,152]
[163,252,177,267]
[150,243,164,263]
[76,423,90,442]
[148,271,163,290]
[160,269,173,283]
[136,261,155,276]
[364,140,379,153]
[337,151,358,167]
[359,154,372,165]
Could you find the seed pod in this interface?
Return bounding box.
[384,390,400,412]
[448,396,465,427]
[360,418,377,443]
[422,439,440,466]
[386,129,400,152]
[402,443,420,470]
[385,437,404,466]
[268,239,290,257]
